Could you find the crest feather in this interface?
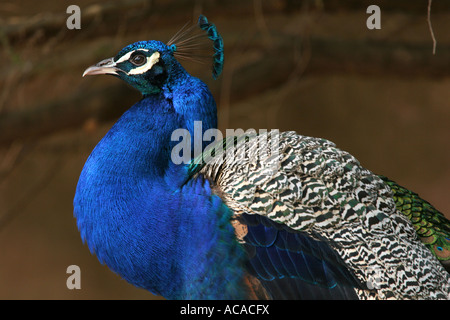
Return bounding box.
[167,15,224,79]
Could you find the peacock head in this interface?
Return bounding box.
[82,15,224,96]
[83,41,175,95]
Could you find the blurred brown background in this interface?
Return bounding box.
[0,0,449,299]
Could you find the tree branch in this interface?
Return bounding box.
[427,0,437,55]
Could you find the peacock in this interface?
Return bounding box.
[74,15,450,300]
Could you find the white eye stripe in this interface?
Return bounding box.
[128,52,160,75]
[115,49,150,64]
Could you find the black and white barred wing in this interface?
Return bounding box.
[195,131,450,299]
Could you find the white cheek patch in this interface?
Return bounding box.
[128,52,161,75]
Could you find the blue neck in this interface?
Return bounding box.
[74,87,245,298]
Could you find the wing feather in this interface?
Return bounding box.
[191,131,450,299]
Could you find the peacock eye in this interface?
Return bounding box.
[130,54,146,66]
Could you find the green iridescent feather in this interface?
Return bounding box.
[380,176,450,272]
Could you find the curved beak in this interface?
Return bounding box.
[82,57,120,77]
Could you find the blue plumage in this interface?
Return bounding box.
[74,90,245,299]
[75,15,450,299]
[240,213,360,299]
[76,21,241,298]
